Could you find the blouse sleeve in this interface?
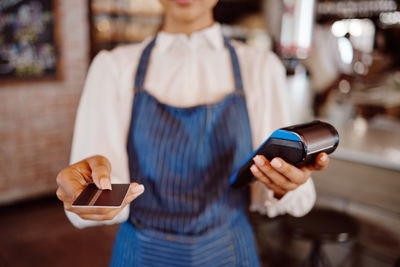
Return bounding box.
[65,51,131,228]
[248,51,316,217]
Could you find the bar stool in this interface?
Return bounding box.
[282,208,359,267]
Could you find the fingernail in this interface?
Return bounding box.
[132,184,144,194]
[320,154,327,162]
[253,156,265,166]
[250,165,259,173]
[100,178,112,190]
[271,158,282,169]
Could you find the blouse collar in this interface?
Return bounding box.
[156,23,224,53]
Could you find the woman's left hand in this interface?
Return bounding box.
[250,152,330,198]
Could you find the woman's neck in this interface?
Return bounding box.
[162,11,215,36]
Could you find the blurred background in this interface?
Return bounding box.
[0,0,399,266]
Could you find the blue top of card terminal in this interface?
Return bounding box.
[270,129,302,142]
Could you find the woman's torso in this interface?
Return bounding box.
[126,35,252,234]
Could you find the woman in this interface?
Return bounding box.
[56,0,329,265]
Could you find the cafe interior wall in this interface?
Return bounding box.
[0,0,90,204]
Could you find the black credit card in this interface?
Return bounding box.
[72,183,130,208]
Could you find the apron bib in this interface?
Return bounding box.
[111,36,260,266]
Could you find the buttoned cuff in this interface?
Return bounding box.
[249,178,316,218]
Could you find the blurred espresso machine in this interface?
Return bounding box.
[264,0,316,123]
[265,0,315,59]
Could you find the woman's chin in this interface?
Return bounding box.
[162,0,218,26]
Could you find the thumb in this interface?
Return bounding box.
[87,155,112,190]
[313,153,330,171]
[123,183,145,205]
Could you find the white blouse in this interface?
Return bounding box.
[66,23,316,228]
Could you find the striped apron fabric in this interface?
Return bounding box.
[111,36,260,266]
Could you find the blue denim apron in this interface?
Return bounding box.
[111,36,260,266]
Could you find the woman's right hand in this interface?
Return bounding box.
[56,155,144,221]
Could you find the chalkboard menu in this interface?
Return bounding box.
[0,0,59,81]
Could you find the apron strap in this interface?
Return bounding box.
[134,35,244,93]
[223,37,244,92]
[134,37,157,92]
